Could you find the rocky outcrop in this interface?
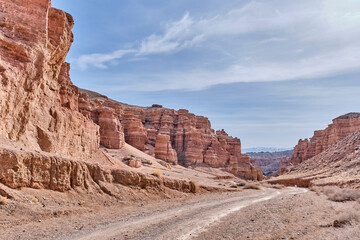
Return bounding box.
[78,92,263,180]
[290,113,360,165]
[0,0,99,160]
[0,145,197,195]
[270,129,360,188]
[154,135,178,164]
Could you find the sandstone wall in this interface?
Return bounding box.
[0,145,197,196]
[79,95,263,180]
[290,113,360,165]
[0,0,100,159]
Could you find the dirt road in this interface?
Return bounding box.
[62,187,307,240]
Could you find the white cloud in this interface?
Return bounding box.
[100,46,360,91]
[74,0,360,90]
[76,49,136,70]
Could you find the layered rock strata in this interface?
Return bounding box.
[0,0,99,160]
[0,145,196,195]
[78,93,263,180]
[269,129,360,188]
[290,113,360,165]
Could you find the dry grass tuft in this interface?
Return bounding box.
[271,184,285,189]
[151,169,163,178]
[0,196,8,205]
[333,211,359,228]
[243,183,261,190]
[236,180,246,187]
[190,178,200,193]
[322,187,360,202]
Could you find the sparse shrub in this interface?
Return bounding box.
[243,183,261,190]
[323,187,360,202]
[0,197,8,205]
[333,212,359,228]
[78,200,85,206]
[190,178,200,193]
[151,169,163,178]
[237,180,246,187]
[271,184,285,189]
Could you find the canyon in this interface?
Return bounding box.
[1,1,359,239]
[0,0,261,199]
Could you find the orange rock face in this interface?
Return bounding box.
[290,113,360,165]
[154,135,178,164]
[0,0,100,159]
[79,95,263,180]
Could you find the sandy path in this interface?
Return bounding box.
[62,187,307,240]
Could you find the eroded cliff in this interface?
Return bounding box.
[0,0,99,160]
[79,91,263,180]
[290,113,360,165]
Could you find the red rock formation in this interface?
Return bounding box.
[154,135,178,164]
[78,94,263,181]
[0,0,99,160]
[270,129,360,188]
[96,107,124,149]
[0,144,195,194]
[290,113,360,165]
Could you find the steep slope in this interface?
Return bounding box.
[269,129,360,188]
[290,113,360,165]
[0,0,99,160]
[79,90,263,180]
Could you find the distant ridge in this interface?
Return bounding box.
[243,147,292,153]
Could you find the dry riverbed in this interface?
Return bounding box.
[0,186,359,240]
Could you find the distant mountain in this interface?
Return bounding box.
[243,147,292,153]
[248,150,293,176]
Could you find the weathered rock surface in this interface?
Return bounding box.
[0,144,195,195]
[290,113,360,165]
[78,91,263,180]
[269,129,360,188]
[0,0,99,160]
[154,135,178,164]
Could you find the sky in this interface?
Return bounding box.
[52,0,360,149]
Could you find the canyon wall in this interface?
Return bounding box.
[79,92,263,180]
[0,0,100,160]
[290,113,360,165]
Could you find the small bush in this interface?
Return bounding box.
[323,187,360,202]
[0,197,8,205]
[243,183,261,190]
[237,180,246,187]
[151,169,163,178]
[190,179,200,193]
[333,212,359,228]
